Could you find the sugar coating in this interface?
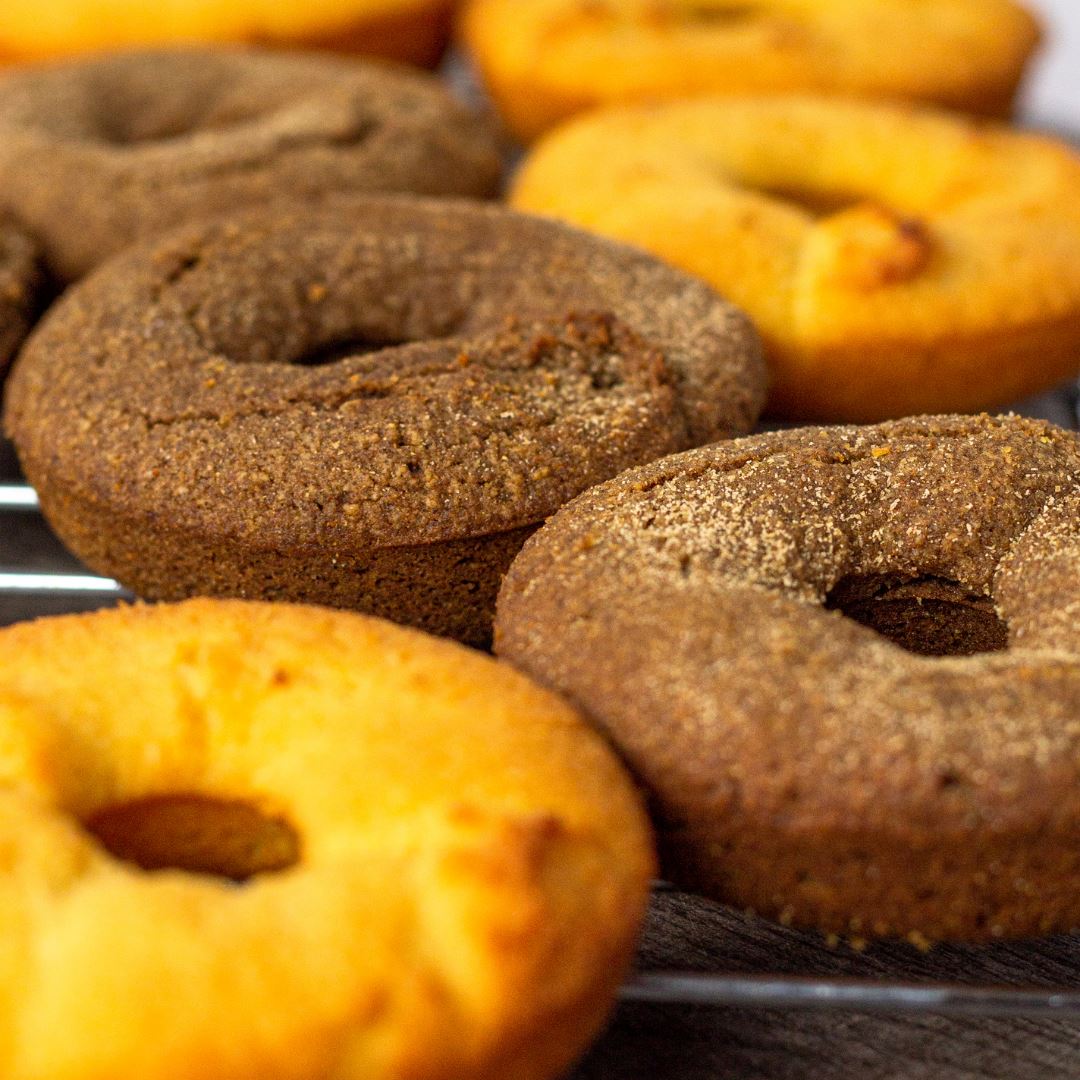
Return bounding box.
[496,414,1080,942]
[0,47,503,281]
[5,196,764,644]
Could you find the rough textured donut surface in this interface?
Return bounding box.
[0,0,455,68]
[0,48,502,281]
[496,414,1080,943]
[0,598,653,1080]
[462,0,1041,142]
[0,218,42,376]
[4,196,763,644]
[512,95,1080,421]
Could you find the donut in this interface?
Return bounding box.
[495,413,1080,943]
[461,0,1042,142]
[0,48,502,282]
[0,218,42,377]
[511,95,1080,422]
[0,0,454,69]
[4,196,764,645]
[0,597,654,1079]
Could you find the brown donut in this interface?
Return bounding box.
[495,414,1080,943]
[0,217,42,375]
[4,197,764,645]
[0,48,503,282]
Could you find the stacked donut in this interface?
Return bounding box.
[2,3,1080,1077]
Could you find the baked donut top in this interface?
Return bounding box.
[500,414,1080,601]
[495,414,1080,940]
[0,218,42,375]
[0,48,502,280]
[496,414,1080,843]
[5,197,763,550]
[512,95,1080,419]
[0,598,653,1079]
[464,0,1041,140]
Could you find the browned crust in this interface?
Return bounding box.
[5,196,764,644]
[769,307,1080,422]
[495,414,1080,942]
[289,1,455,68]
[0,47,502,281]
[0,2,455,70]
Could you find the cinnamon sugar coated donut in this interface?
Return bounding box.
[0,598,654,1080]
[461,0,1042,142]
[0,48,502,281]
[512,96,1080,421]
[0,0,454,68]
[0,218,42,376]
[4,197,764,645]
[496,414,1080,943]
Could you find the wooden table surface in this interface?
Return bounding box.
[574,891,1080,1079]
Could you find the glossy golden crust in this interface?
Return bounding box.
[512,96,1080,421]
[0,0,454,68]
[0,599,655,1080]
[462,0,1041,142]
[495,414,1080,943]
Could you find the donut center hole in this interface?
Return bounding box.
[93,96,269,146]
[83,794,300,882]
[761,186,865,218]
[825,575,1008,657]
[294,333,414,366]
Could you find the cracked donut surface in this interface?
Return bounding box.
[4,196,764,644]
[512,95,1080,421]
[495,414,1080,943]
[0,47,502,282]
[0,598,654,1080]
[461,0,1041,142]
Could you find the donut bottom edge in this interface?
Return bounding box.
[658,821,1080,947]
[31,483,537,648]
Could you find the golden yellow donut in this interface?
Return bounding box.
[0,0,454,68]
[0,599,654,1080]
[511,95,1080,422]
[461,0,1042,142]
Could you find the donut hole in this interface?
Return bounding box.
[93,99,267,147]
[294,333,415,366]
[760,186,866,219]
[83,794,300,882]
[85,73,253,146]
[825,574,1008,657]
[84,61,306,147]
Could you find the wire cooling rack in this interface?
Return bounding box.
[4,399,1080,1027]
